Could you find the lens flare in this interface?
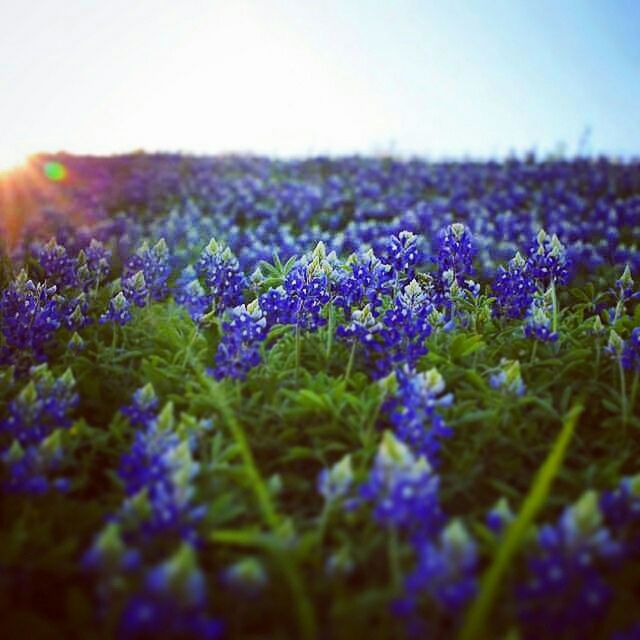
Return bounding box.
[43,161,67,181]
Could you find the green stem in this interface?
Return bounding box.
[630,370,639,418]
[388,525,402,593]
[295,324,301,381]
[202,373,316,639]
[459,402,584,640]
[181,325,200,367]
[202,374,280,530]
[550,279,558,334]
[344,341,356,382]
[325,303,335,365]
[619,357,628,426]
[529,340,538,365]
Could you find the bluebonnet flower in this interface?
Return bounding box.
[100,291,133,326]
[317,454,354,503]
[605,329,624,359]
[517,491,622,638]
[122,383,159,428]
[358,431,443,535]
[117,405,203,545]
[334,248,392,315]
[401,519,478,619]
[124,239,172,302]
[621,327,640,372]
[119,544,223,640]
[382,231,422,281]
[84,238,112,286]
[0,366,78,446]
[526,229,570,288]
[67,331,86,352]
[490,359,526,396]
[492,252,536,319]
[82,521,142,576]
[122,271,149,308]
[258,285,298,327]
[174,266,211,322]
[524,296,558,342]
[383,366,453,464]
[58,293,90,331]
[0,272,61,365]
[212,301,267,380]
[76,239,112,292]
[35,237,77,289]
[371,279,433,378]
[222,556,268,595]
[195,238,246,313]
[282,260,331,332]
[485,497,515,534]
[436,223,476,282]
[600,474,640,555]
[1,432,70,495]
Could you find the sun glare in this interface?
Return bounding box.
[0,149,28,176]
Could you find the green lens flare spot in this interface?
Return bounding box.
[43,161,67,181]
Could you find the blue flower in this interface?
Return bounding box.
[382,231,422,280]
[358,431,443,535]
[100,291,133,326]
[195,238,246,313]
[122,383,159,428]
[402,519,478,615]
[0,272,61,365]
[526,229,570,288]
[383,366,453,464]
[212,301,267,380]
[0,366,78,447]
[436,223,476,281]
[119,545,223,640]
[517,491,621,638]
[524,296,558,342]
[124,239,172,302]
[174,266,211,322]
[35,238,77,289]
[492,252,536,319]
[621,327,640,372]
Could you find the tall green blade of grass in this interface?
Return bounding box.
[459,401,584,640]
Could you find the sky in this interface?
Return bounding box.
[0,0,639,169]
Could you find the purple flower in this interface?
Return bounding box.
[621,327,640,372]
[358,431,443,535]
[383,366,453,464]
[119,545,223,640]
[402,519,478,615]
[195,238,246,313]
[492,252,536,319]
[0,366,78,447]
[436,223,476,281]
[526,229,570,288]
[382,231,422,280]
[517,491,621,638]
[100,291,133,326]
[124,239,171,302]
[35,238,77,289]
[174,266,211,322]
[0,272,61,365]
[122,383,159,428]
[212,302,267,380]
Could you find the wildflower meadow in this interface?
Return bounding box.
[1,153,640,639]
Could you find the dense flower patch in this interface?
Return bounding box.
[1,153,640,639]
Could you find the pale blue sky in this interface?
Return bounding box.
[0,0,638,168]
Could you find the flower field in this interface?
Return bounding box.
[1,153,640,639]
